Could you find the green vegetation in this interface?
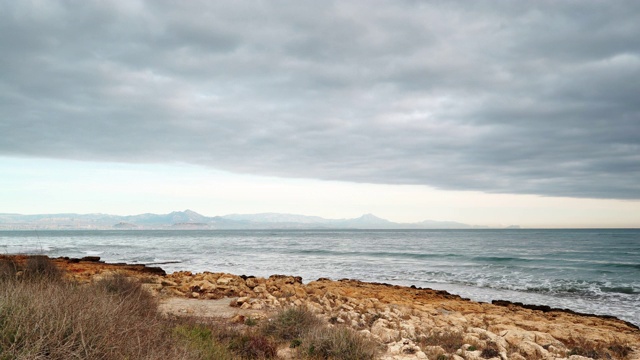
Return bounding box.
[261,307,380,359]
[0,257,381,359]
[173,324,236,360]
[0,257,278,359]
[261,307,322,341]
[0,258,190,359]
[244,316,258,327]
[227,332,278,359]
[4,256,634,360]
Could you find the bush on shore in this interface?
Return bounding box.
[0,258,193,359]
[261,307,323,341]
[0,257,273,359]
[1,257,381,359]
[261,307,381,359]
[302,326,381,360]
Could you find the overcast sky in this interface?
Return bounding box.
[1,1,639,227]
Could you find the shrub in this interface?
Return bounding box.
[290,338,303,348]
[303,326,380,360]
[568,346,599,359]
[480,347,500,359]
[607,343,633,358]
[0,274,191,359]
[94,273,157,317]
[1,256,301,360]
[174,324,235,360]
[260,307,380,359]
[175,317,278,359]
[420,331,465,353]
[565,338,632,360]
[261,307,322,340]
[244,316,258,327]
[0,258,18,280]
[228,332,278,359]
[96,272,142,295]
[23,255,62,282]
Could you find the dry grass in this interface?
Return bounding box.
[564,337,633,359]
[0,257,276,360]
[302,326,381,360]
[23,255,63,281]
[172,316,280,359]
[227,331,278,359]
[0,270,192,359]
[0,258,19,280]
[419,330,465,353]
[0,257,384,359]
[480,342,500,359]
[261,307,323,341]
[173,322,236,360]
[260,307,380,359]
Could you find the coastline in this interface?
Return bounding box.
[2,254,639,359]
[4,228,637,328]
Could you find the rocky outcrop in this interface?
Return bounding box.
[4,255,638,360]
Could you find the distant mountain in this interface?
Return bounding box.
[337,213,395,228]
[350,213,391,224]
[221,213,331,224]
[0,210,491,230]
[123,210,210,224]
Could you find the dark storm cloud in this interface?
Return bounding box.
[1,0,639,199]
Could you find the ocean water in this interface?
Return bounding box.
[1,229,638,326]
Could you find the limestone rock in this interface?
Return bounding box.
[371,319,400,343]
[8,255,639,360]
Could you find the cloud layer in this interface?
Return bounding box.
[2,0,639,199]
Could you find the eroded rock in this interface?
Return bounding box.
[6,255,638,360]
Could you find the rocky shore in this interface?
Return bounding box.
[4,255,638,360]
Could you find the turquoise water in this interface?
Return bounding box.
[1,229,638,326]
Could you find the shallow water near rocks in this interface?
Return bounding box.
[2,228,638,326]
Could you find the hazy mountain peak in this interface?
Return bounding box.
[355,213,390,221]
[221,213,330,224]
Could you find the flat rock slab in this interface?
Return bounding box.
[159,297,266,319]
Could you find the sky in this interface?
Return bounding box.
[1,1,639,228]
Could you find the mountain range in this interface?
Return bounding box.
[0,210,494,230]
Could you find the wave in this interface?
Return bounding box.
[602,262,640,270]
[471,256,536,263]
[5,229,638,326]
[2,244,55,254]
[147,258,183,265]
[600,286,638,295]
[452,278,640,296]
[292,249,460,260]
[537,285,638,296]
[82,250,104,256]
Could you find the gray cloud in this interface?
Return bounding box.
[1,0,639,199]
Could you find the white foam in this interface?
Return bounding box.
[83,250,103,256]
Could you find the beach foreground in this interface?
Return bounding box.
[2,255,638,360]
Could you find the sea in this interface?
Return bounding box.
[1,229,638,327]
